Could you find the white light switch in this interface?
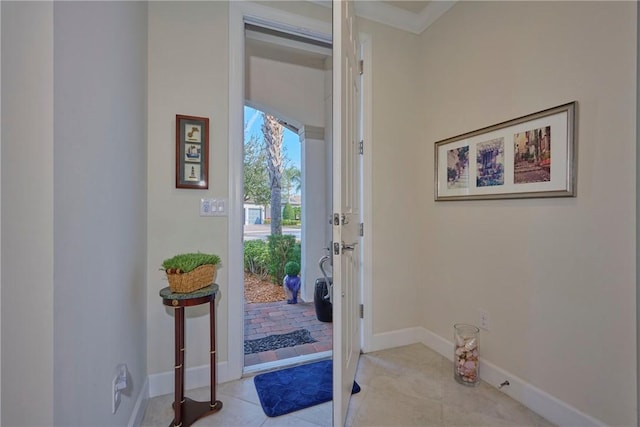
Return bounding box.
[200,198,227,216]
[213,199,226,216]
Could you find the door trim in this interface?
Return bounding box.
[360,33,374,354]
[228,2,332,381]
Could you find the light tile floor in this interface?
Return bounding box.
[142,343,556,427]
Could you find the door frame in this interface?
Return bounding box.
[360,33,373,354]
[228,1,334,380]
[227,0,373,382]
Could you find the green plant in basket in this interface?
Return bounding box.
[162,253,222,293]
[162,253,221,274]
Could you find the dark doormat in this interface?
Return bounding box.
[244,329,317,355]
[253,359,360,417]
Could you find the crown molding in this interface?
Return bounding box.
[414,1,456,34]
[309,0,456,35]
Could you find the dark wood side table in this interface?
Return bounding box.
[160,284,223,427]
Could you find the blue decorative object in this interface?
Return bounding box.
[253,360,360,417]
[284,275,301,304]
[283,261,302,304]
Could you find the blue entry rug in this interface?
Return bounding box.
[253,359,361,417]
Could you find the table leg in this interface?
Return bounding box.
[165,294,221,427]
[209,300,222,411]
[173,306,185,427]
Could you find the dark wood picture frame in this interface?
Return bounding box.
[176,114,209,189]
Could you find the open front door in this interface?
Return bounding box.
[332,0,362,425]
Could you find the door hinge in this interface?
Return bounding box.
[358,60,364,75]
[359,223,364,237]
[333,241,340,255]
[359,304,364,319]
[359,140,363,155]
[333,213,340,226]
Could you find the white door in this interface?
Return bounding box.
[332,0,362,425]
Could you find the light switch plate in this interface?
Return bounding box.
[212,198,226,216]
[200,198,227,216]
[200,199,213,216]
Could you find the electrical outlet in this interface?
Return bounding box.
[112,364,128,414]
[112,375,121,414]
[479,309,490,331]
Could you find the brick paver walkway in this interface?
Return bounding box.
[244,300,333,367]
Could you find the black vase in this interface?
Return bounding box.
[313,278,332,323]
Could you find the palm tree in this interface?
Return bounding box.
[262,113,284,235]
[285,166,301,197]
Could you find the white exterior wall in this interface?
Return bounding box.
[247,56,326,129]
[300,126,328,301]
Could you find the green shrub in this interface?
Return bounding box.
[282,219,300,226]
[285,261,300,276]
[243,240,269,277]
[282,203,294,220]
[162,253,221,273]
[267,234,298,284]
[291,241,301,265]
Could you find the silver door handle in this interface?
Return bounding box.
[342,241,358,251]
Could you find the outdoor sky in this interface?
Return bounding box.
[244,105,301,169]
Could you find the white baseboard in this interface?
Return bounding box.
[128,377,149,427]
[368,326,424,352]
[416,327,607,427]
[477,357,607,427]
[148,361,232,398]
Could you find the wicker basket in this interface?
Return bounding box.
[166,264,216,293]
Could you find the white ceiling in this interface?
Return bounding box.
[309,0,455,34]
[383,1,432,15]
[356,0,456,34]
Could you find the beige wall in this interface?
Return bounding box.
[417,2,636,425]
[1,3,54,425]
[147,1,231,374]
[358,19,424,334]
[146,0,332,377]
[52,2,148,424]
[1,1,634,425]
[1,2,148,425]
[148,1,637,424]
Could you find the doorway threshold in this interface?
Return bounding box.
[243,350,333,377]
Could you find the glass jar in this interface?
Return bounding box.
[454,323,480,386]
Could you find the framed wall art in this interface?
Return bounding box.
[176,114,209,189]
[434,102,577,201]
